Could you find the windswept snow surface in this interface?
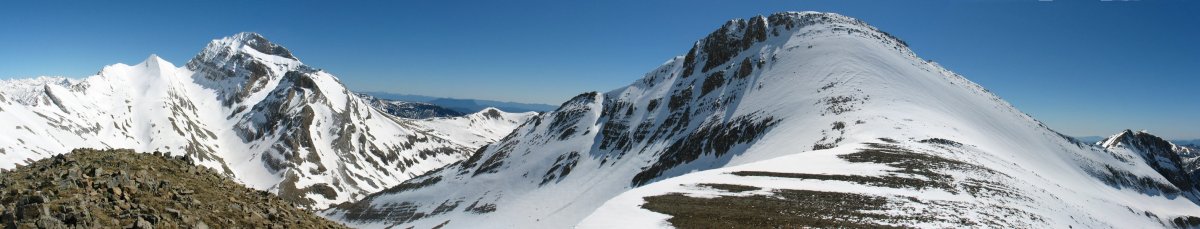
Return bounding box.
[0,33,527,210]
[324,12,1200,228]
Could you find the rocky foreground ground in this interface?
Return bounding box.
[0,149,348,228]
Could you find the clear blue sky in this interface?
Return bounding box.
[0,0,1196,139]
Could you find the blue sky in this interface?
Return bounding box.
[0,0,1196,139]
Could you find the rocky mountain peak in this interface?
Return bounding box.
[213,32,295,60]
[186,32,302,76]
[1102,129,1174,151]
[185,32,309,105]
[479,107,504,119]
[1100,129,1200,197]
[672,11,911,81]
[188,32,295,70]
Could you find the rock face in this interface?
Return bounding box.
[0,148,348,228]
[1100,130,1200,196]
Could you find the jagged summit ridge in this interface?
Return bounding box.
[186,33,308,105]
[188,32,300,79]
[668,12,912,79]
[189,32,298,68]
[1101,129,1167,148]
[207,32,295,60]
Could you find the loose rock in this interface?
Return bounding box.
[0,148,348,228]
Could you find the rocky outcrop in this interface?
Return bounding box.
[0,149,348,228]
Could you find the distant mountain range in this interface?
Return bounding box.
[1174,139,1200,147]
[1076,135,1199,147]
[360,92,556,114]
[1075,136,1106,144]
[356,93,465,119]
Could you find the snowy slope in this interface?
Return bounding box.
[0,33,523,210]
[359,91,538,148]
[414,108,538,149]
[323,12,1200,228]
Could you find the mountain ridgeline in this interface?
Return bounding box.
[0,10,1197,229]
[1100,130,1200,198]
[356,93,465,119]
[360,92,557,114]
[322,11,1200,228]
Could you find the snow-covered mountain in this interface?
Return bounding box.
[323,11,1200,228]
[1075,135,1105,144]
[357,92,538,148]
[0,32,527,210]
[357,93,466,119]
[357,91,538,149]
[1100,130,1200,197]
[1174,139,1200,148]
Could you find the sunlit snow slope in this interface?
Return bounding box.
[0,33,528,210]
[415,108,538,149]
[324,12,1200,228]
